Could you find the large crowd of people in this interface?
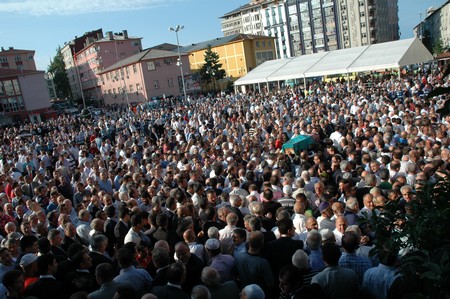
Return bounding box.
[0,65,448,299]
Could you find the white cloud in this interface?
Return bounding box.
[0,0,178,16]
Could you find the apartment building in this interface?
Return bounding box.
[181,34,276,79]
[221,0,399,58]
[414,1,450,53]
[98,49,191,105]
[61,29,142,104]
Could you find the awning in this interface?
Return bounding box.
[234,58,291,85]
[235,38,434,86]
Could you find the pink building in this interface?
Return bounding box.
[98,49,191,105]
[0,47,37,71]
[74,30,142,104]
[0,69,51,123]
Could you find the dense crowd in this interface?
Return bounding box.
[0,65,448,299]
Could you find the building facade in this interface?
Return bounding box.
[98,49,191,105]
[61,29,103,101]
[182,34,276,79]
[61,29,142,104]
[0,46,51,123]
[414,1,450,54]
[0,47,37,71]
[0,69,51,123]
[221,0,399,58]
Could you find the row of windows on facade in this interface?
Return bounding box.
[0,96,25,112]
[101,58,178,82]
[104,78,174,95]
[255,40,272,48]
[75,41,140,59]
[0,55,33,63]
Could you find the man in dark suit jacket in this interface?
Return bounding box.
[266,218,304,290]
[103,205,117,257]
[61,222,81,253]
[88,263,122,299]
[89,234,116,275]
[24,253,68,299]
[151,247,171,287]
[48,229,68,263]
[114,206,130,249]
[151,262,189,299]
[174,242,204,293]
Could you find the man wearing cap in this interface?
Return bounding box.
[205,238,234,282]
[20,253,39,289]
[241,284,266,299]
[317,202,335,231]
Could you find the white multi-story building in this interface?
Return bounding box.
[221,0,399,58]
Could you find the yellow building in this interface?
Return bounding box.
[181,34,276,79]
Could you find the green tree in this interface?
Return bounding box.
[198,45,226,90]
[432,39,445,55]
[48,46,71,99]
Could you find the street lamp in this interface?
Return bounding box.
[206,66,216,92]
[169,25,187,101]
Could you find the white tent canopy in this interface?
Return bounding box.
[234,58,291,85]
[268,52,328,82]
[234,38,434,86]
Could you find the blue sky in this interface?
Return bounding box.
[0,0,445,70]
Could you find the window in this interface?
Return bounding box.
[12,80,20,95]
[168,78,174,87]
[133,64,137,74]
[17,96,24,110]
[153,80,159,89]
[129,85,134,92]
[14,56,22,62]
[3,80,14,96]
[0,57,7,63]
[147,61,155,71]
[256,41,260,47]
[106,73,110,81]
[136,83,141,91]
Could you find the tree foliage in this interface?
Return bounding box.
[433,39,445,55]
[198,45,226,85]
[370,176,450,298]
[48,46,71,99]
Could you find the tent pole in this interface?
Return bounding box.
[253,84,256,92]
[303,76,306,95]
[258,82,261,93]
[398,67,401,80]
[267,81,270,92]
[278,81,281,90]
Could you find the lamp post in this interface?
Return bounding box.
[169,25,187,101]
[206,66,216,92]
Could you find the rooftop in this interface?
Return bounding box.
[180,33,275,52]
[99,48,185,74]
[0,47,35,55]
